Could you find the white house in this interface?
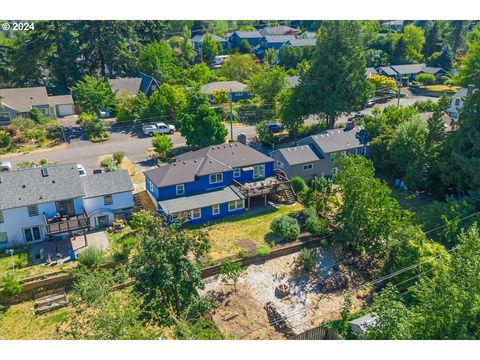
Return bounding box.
[447,86,474,118]
[349,313,378,337]
[0,164,134,248]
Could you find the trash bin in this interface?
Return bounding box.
[237,132,247,145]
[69,250,78,261]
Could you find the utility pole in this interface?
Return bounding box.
[397,79,402,108]
[8,249,15,277]
[229,89,234,141]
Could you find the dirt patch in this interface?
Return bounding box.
[236,239,257,252]
[201,248,366,339]
[133,190,157,212]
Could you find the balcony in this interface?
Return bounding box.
[44,212,90,235]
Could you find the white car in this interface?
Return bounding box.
[77,164,87,177]
[0,161,12,172]
[142,122,175,136]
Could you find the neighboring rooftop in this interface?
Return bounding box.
[200,81,247,94]
[158,186,245,214]
[48,94,74,106]
[191,33,227,43]
[145,142,274,188]
[259,26,299,36]
[81,170,134,198]
[349,313,378,334]
[108,77,143,98]
[272,145,319,165]
[0,164,84,211]
[380,63,445,76]
[300,126,370,153]
[263,35,297,44]
[365,67,378,78]
[0,87,49,112]
[233,30,263,39]
[285,38,316,47]
[286,76,299,87]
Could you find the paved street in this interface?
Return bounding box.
[0,92,437,175]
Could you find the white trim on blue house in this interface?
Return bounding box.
[176,184,185,196]
[209,172,223,184]
[233,168,241,178]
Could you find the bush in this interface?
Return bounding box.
[303,206,317,220]
[291,176,308,194]
[305,217,328,237]
[113,236,138,260]
[271,215,300,241]
[256,244,271,257]
[29,108,45,123]
[4,125,18,137]
[2,273,22,297]
[100,157,121,172]
[112,151,126,164]
[78,247,104,268]
[152,133,173,158]
[0,129,12,147]
[297,248,317,272]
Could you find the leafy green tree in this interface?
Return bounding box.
[186,63,216,86]
[152,133,173,158]
[179,26,196,64]
[248,66,287,105]
[238,39,252,54]
[294,21,371,129]
[201,33,222,64]
[270,215,301,241]
[423,22,442,59]
[220,259,246,292]
[368,74,398,93]
[278,46,305,69]
[335,156,403,254]
[291,176,308,193]
[139,41,180,83]
[71,76,115,115]
[402,24,426,63]
[255,120,278,146]
[275,87,304,136]
[0,129,12,148]
[219,54,261,82]
[116,92,148,122]
[428,44,453,70]
[456,24,480,86]
[142,83,187,121]
[179,104,227,148]
[130,215,211,324]
[78,112,110,141]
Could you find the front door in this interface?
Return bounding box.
[56,199,75,216]
[96,215,110,228]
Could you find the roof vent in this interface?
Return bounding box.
[41,168,49,177]
[173,163,177,166]
[52,180,56,184]
[22,185,26,188]
[194,160,197,163]
[287,148,290,151]
[183,161,186,164]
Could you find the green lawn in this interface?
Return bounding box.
[0,300,73,339]
[193,203,304,260]
[390,187,432,226]
[425,85,460,93]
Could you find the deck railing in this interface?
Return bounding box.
[232,171,291,198]
[44,212,90,235]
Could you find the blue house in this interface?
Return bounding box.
[191,33,229,52]
[144,142,293,224]
[230,31,264,48]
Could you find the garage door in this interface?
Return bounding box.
[57,104,74,117]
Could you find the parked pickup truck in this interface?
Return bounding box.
[142,122,176,136]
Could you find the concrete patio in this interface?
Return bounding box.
[28,230,109,264]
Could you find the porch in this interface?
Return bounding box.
[43,212,90,236]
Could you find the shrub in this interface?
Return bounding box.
[4,125,18,137]
[112,151,126,164]
[2,273,22,297]
[297,248,317,272]
[271,215,300,241]
[303,206,317,220]
[29,108,45,123]
[305,217,328,237]
[0,129,12,147]
[100,157,121,172]
[152,133,173,158]
[256,244,271,257]
[291,176,308,194]
[114,235,138,260]
[78,247,104,268]
[415,73,436,87]
[238,248,247,258]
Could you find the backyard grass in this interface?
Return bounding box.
[194,203,304,260]
[425,85,460,93]
[0,300,73,339]
[390,187,432,226]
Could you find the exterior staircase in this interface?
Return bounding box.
[283,186,297,204]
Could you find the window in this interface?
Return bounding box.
[209,173,223,184]
[27,204,38,217]
[303,164,313,171]
[361,147,367,156]
[104,195,113,205]
[191,208,201,219]
[0,210,3,223]
[0,232,7,244]
[40,107,48,115]
[24,226,41,242]
[149,180,154,193]
[253,164,265,179]
[332,167,339,176]
[352,149,358,155]
[176,184,185,196]
[455,98,461,106]
[55,199,75,216]
[0,112,11,122]
[228,199,244,211]
[233,168,241,178]
[341,151,347,156]
[212,204,220,215]
[277,161,284,169]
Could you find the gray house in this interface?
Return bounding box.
[0,86,74,124]
[108,73,160,100]
[191,33,229,52]
[377,64,446,82]
[270,145,322,184]
[271,126,369,182]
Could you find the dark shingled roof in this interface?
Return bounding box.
[272,145,319,165]
[299,126,370,154]
[259,26,298,36]
[145,142,274,188]
[81,170,134,198]
[191,33,227,43]
[109,78,142,98]
[0,87,49,112]
[0,164,84,211]
[200,81,247,94]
